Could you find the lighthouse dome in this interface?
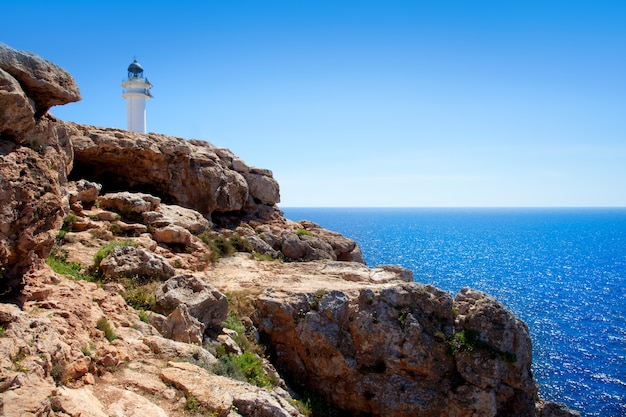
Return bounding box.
[127,60,144,78]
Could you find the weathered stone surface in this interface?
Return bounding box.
[243,169,280,206]
[97,192,160,215]
[161,361,303,417]
[161,304,205,344]
[247,235,282,259]
[0,67,35,140]
[143,335,217,366]
[281,232,308,259]
[453,287,537,416]
[537,401,582,417]
[152,224,193,246]
[0,141,64,287]
[155,274,228,331]
[70,126,254,217]
[0,42,80,116]
[99,245,175,281]
[320,261,413,283]
[143,203,211,234]
[49,387,109,417]
[254,282,541,417]
[68,179,102,205]
[104,386,169,417]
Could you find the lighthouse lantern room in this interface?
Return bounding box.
[121,59,152,133]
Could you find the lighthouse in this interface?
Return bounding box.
[121,59,152,133]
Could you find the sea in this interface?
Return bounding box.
[281,208,626,417]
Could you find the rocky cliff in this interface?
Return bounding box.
[0,43,579,417]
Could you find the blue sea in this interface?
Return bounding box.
[281,208,626,417]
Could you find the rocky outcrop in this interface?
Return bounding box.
[155,274,228,333]
[0,140,64,288]
[0,42,80,122]
[99,246,175,281]
[64,123,280,219]
[1,43,79,290]
[253,284,540,417]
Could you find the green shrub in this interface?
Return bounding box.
[138,310,151,323]
[230,235,253,252]
[123,284,157,311]
[448,330,517,363]
[213,351,271,388]
[295,229,312,237]
[61,213,76,232]
[46,256,95,282]
[96,317,117,341]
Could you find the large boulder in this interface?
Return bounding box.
[160,304,205,345]
[155,274,228,332]
[160,361,302,417]
[253,282,540,417]
[143,203,211,234]
[453,288,538,416]
[0,43,80,117]
[99,246,175,281]
[97,192,161,216]
[0,67,35,140]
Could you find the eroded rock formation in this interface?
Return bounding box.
[254,284,539,416]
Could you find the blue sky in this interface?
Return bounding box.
[3,1,625,207]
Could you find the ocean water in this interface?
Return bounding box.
[281,208,626,417]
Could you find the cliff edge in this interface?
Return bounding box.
[0,43,579,417]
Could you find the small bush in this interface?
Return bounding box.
[96,317,117,341]
[46,256,95,282]
[61,213,76,232]
[295,229,312,237]
[229,235,253,252]
[123,283,157,311]
[213,351,272,388]
[0,325,5,338]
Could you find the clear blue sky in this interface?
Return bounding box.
[3,1,625,207]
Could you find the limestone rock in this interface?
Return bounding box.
[103,387,168,417]
[299,220,364,262]
[99,245,175,281]
[0,141,64,287]
[254,283,457,416]
[152,224,193,246]
[160,361,303,417]
[453,287,537,416]
[143,203,211,234]
[49,387,109,417]
[0,67,35,140]
[68,179,102,206]
[537,401,581,417]
[253,282,541,417]
[243,168,280,206]
[0,42,80,116]
[280,232,308,259]
[247,235,282,259]
[0,381,56,416]
[70,126,254,217]
[155,274,228,331]
[97,191,161,215]
[104,386,169,417]
[143,335,217,367]
[161,304,205,344]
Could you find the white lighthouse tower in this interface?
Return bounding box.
[121,59,152,133]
